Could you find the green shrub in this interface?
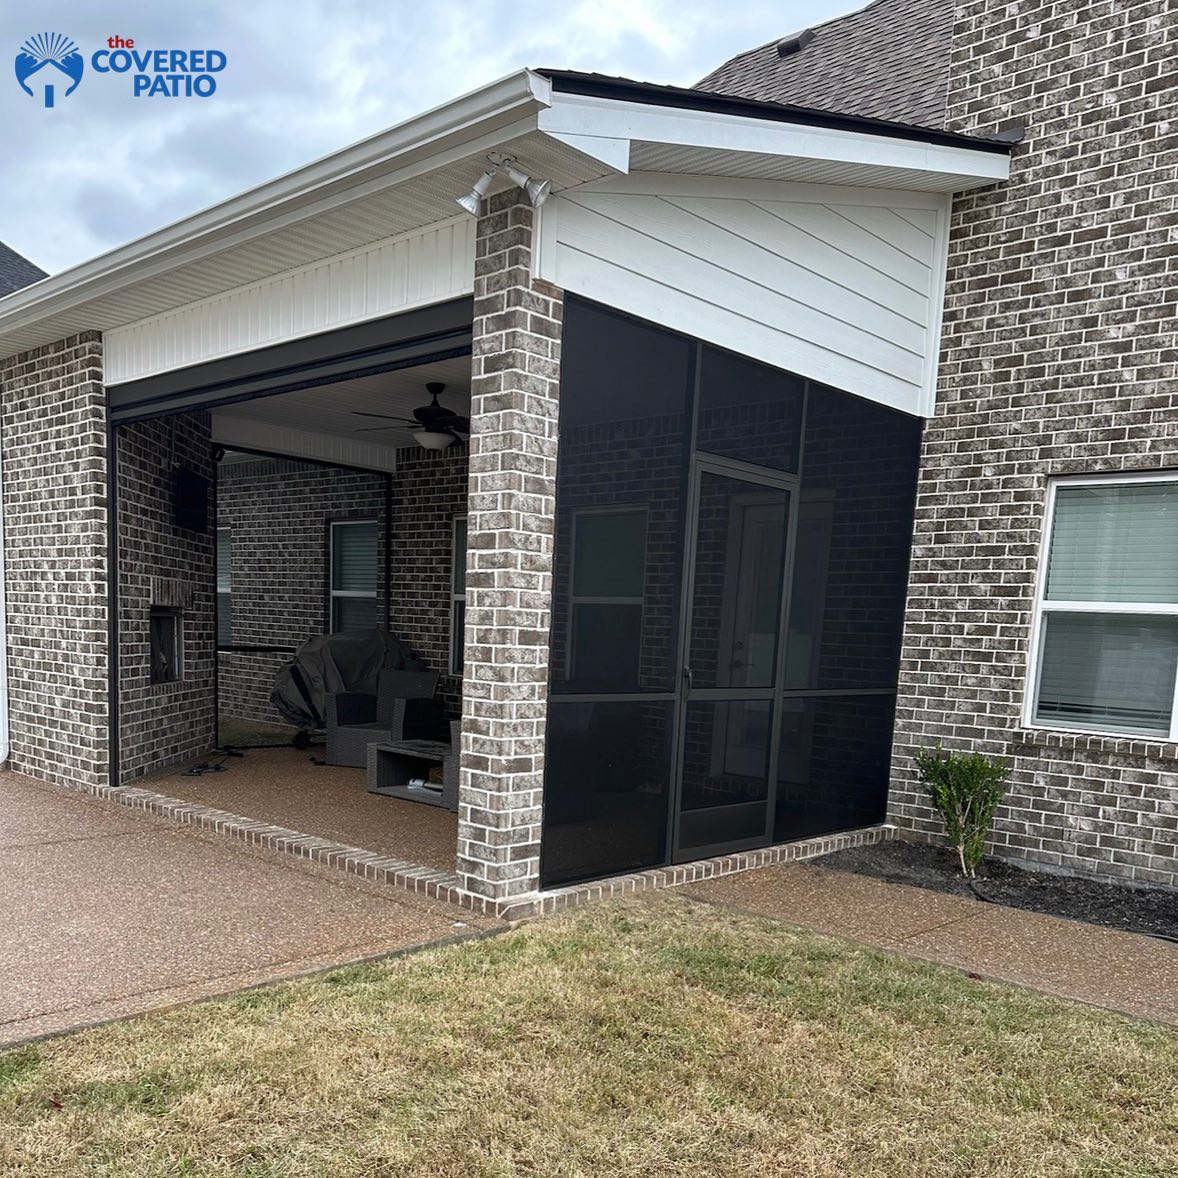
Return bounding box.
[912,746,1010,878]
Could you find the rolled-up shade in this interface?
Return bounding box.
[1046,483,1178,603]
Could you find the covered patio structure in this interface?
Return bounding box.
[0,70,1010,915]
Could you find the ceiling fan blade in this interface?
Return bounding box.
[351,410,412,422]
[352,425,409,433]
[437,415,470,433]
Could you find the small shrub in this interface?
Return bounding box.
[913,745,1009,877]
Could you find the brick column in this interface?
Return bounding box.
[457,190,562,904]
[1,332,110,788]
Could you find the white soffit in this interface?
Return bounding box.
[535,172,952,417]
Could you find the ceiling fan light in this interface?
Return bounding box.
[414,429,455,451]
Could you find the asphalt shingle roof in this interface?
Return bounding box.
[0,241,46,297]
[695,0,953,130]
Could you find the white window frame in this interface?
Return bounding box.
[1024,471,1178,741]
[566,506,648,682]
[328,518,379,634]
[450,514,467,677]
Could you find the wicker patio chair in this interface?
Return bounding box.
[325,668,441,767]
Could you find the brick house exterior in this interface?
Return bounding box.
[702,0,1177,888]
[0,2,1172,908]
[887,0,1177,886]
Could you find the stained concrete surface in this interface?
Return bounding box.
[145,746,458,872]
[0,770,497,1048]
[685,862,1178,1026]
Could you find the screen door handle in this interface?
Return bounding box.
[683,666,694,689]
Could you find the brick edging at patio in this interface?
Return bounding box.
[499,824,896,920]
[84,777,894,919]
[87,782,469,905]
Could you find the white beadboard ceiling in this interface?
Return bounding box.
[211,353,471,469]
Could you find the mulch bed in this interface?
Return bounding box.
[818,840,1178,942]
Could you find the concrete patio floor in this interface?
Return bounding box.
[142,745,458,872]
[0,770,499,1048]
[684,862,1178,1026]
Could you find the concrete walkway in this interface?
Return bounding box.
[0,771,498,1048]
[684,862,1178,1025]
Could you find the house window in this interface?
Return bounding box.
[330,519,379,633]
[1029,476,1178,739]
[451,515,467,676]
[216,527,232,647]
[150,606,182,684]
[568,508,647,690]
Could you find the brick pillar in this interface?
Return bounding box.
[457,190,562,903]
[1,332,110,788]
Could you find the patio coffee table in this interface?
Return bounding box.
[367,738,458,811]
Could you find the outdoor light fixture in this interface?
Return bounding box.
[456,167,497,215]
[414,429,456,451]
[457,156,552,216]
[502,161,551,207]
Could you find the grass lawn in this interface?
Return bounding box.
[2,895,1176,1177]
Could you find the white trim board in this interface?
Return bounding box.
[536,172,952,417]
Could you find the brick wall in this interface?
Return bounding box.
[390,447,470,716]
[217,456,389,725]
[217,449,468,726]
[458,189,563,901]
[889,0,1178,886]
[0,333,109,788]
[117,414,217,780]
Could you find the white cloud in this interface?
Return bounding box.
[0,0,855,273]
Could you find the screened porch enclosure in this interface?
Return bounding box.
[540,298,923,888]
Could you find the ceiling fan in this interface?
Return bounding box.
[352,382,470,450]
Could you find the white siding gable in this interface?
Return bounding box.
[535,172,951,416]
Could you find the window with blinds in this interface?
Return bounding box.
[329,520,379,634]
[216,528,232,647]
[1031,479,1178,738]
[450,515,467,676]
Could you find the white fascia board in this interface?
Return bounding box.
[0,69,552,339]
[540,93,1011,189]
[211,415,399,474]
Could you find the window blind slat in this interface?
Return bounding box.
[1035,613,1178,734]
[216,529,232,594]
[332,522,378,593]
[1047,484,1178,603]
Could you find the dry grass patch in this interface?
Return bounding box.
[1,894,1176,1176]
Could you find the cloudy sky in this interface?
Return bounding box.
[1,0,857,275]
